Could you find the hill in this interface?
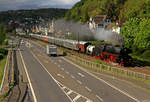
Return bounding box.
[65,0,150,22]
[0,8,68,24]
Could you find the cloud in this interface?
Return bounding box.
[0,0,80,11]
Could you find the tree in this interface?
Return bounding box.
[121,18,150,52]
[0,24,7,45]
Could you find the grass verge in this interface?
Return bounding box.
[0,56,7,85]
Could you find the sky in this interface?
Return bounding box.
[0,0,80,11]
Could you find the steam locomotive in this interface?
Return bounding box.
[30,34,132,66]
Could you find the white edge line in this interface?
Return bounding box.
[30,50,73,102]
[96,95,103,102]
[73,94,81,101]
[0,51,9,94]
[85,86,92,92]
[19,49,38,102]
[61,57,140,102]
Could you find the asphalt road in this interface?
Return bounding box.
[25,39,140,102]
[19,44,72,102]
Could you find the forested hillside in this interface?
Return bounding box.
[65,0,150,22]
[0,8,68,24]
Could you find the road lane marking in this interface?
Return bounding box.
[58,60,62,63]
[62,57,140,102]
[78,73,85,77]
[57,74,65,78]
[57,81,93,102]
[44,60,49,63]
[71,75,75,79]
[66,71,69,74]
[85,86,92,92]
[58,65,61,67]
[30,50,73,102]
[96,95,103,102]
[66,90,73,95]
[19,49,37,102]
[86,100,92,102]
[62,86,66,90]
[73,94,81,101]
[61,68,64,71]
[77,80,82,84]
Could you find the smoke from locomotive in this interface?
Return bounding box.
[54,20,123,45]
[54,20,94,41]
[95,28,124,45]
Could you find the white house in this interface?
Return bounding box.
[89,15,111,32]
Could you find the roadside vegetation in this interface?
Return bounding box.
[0,23,8,87]
[121,18,150,63]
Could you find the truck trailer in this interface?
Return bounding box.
[46,45,57,56]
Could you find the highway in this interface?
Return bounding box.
[17,38,144,102]
[19,43,72,102]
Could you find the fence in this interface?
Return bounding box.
[67,54,150,81]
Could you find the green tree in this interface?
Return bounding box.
[0,24,7,45]
[121,18,150,51]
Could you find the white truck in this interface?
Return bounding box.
[46,45,57,56]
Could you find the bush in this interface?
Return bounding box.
[0,47,8,55]
[0,53,4,60]
[140,50,150,60]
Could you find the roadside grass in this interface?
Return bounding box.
[131,54,150,65]
[0,56,6,85]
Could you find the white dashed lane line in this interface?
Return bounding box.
[57,74,65,78]
[78,73,85,77]
[96,95,103,102]
[71,75,75,79]
[85,86,92,92]
[77,80,82,84]
[61,68,64,71]
[66,71,69,74]
[58,60,62,63]
[57,65,61,67]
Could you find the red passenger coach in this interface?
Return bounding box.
[77,41,91,53]
[42,37,48,42]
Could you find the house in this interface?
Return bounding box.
[89,15,111,32]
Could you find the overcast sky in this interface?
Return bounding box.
[0,0,80,11]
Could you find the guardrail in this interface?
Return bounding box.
[67,54,150,81]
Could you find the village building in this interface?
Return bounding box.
[89,15,111,32]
